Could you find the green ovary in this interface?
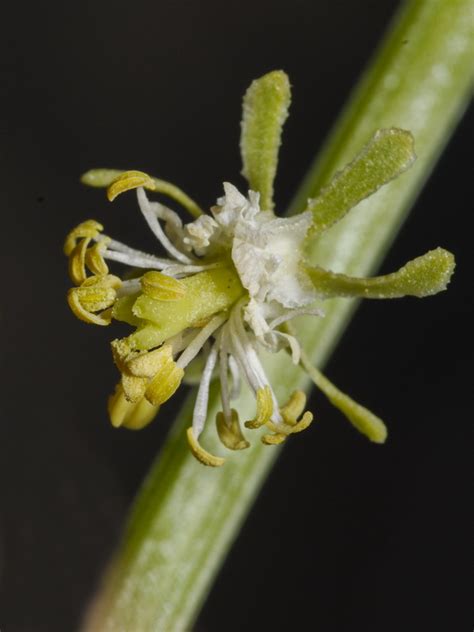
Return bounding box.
[114,266,245,350]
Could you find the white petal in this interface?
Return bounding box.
[243,298,270,338]
[183,215,220,255]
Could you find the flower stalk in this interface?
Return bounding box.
[82,1,473,630]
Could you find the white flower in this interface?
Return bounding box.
[185,182,317,336]
[65,176,323,465]
[65,72,454,469]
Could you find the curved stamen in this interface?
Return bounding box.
[176,313,227,370]
[137,188,195,265]
[268,306,324,330]
[102,248,174,270]
[192,344,218,438]
[229,301,282,424]
[161,262,225,278]
[228,355,241,401]
[217,327,232,423]
[116,279,141,296]
[228,303,262,394]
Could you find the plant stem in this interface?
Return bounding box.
[83,1,473,630]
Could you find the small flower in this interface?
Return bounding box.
[65,71,455,466]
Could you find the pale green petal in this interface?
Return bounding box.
[306,128,416,234]
[81,168,203,218]
[240,70,291,212]
[306,247,455,299]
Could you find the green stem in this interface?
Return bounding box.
[82,1,473,630]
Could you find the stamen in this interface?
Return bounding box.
[245,386,273,429]
[82,168,203,218]
[117,279,141,297]
[68,237,90,285]
[161,262,225,278]
[107,170,156,202]
[268,306,324,329]
[186,427,225,467]
[228,355,241,401]
[228,303,263,393]
[108,383,159,430]
[111,341,184,405]
[121,374,148,403]
[263,390,314,439]
[148,200,189,253]
[216,409,249,450]
[144,351,184,406]
[261,433,286,445]
[137,188,195,265]
[290,412,313,433]
[127,344,175,378]
[110,337,135,371]
[64,220,103,256]
[85,240,110,276]
[103,250,173,270]
[141,271,186,301]
[192,345,218,437]
[266,330,301,364]
[67,274,121,326]
[218,329,232,421]
[176,313,227,369]
[280,390,306,425]
[100,235,173,261]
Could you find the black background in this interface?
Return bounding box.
[1,1,472,631]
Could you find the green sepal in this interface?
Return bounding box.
[306,247,455,299]
[299,349,387,444]
[240,70,291,212]
[306,128,416,234]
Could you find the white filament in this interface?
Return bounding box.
[192,344,218,438]
[137,188,194,265]
[176,313,227,369]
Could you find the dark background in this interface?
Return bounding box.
[1,1,472,631]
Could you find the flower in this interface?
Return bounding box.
[64,71,455,466]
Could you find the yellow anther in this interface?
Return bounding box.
[290,411,314,433]
[121,373,148,403]
[265,412,314,437]
[107,170,156,202]
[64,219,103,256]
[108,383,159,430]
[263,391,314,440]
[111,342,183,406]
[141,271,186,301]
[111,337,134,370]
[68,237,91,285]
[85,239,110,276]
[186,427,225,467]
[280,390,307,425]
[216,409,250,451]
[126,344,174,378]
[145,358,184,406]
[245,385,273,429]
[67,274,121,326]
[261,432,286,445]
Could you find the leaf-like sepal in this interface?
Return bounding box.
[306,128,416,233]
[240,70,291,212]
[306,248,455,299]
